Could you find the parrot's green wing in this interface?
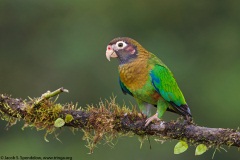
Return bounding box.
[150,65,191,117]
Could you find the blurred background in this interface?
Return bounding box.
[0,0,239,159]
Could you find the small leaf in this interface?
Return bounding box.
[174,141,188,154]
[65,114,73,123]
[54,118,65,128]
[195,144,207,155]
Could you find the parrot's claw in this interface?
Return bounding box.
[145,113,160,127]
[183,115,194,125]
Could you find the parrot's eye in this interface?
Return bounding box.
[115,41,127,50]
[118,43,123,47]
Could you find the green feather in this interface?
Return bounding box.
[150,64,187,106]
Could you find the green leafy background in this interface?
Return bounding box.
[0,0,239,159]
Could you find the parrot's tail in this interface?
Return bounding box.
[169,102,192,119]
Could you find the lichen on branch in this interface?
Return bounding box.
[0,88,239,154]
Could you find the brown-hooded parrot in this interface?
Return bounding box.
[105,37,192,126]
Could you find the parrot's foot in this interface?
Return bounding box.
[145,113,160,127]
[183,115,194,125]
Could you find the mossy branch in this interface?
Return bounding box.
[0,88,239,153]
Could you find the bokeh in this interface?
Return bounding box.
[0,0,239,159]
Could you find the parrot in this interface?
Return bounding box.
[105,37,192,126]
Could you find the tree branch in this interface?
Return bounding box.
[0,88,239,153]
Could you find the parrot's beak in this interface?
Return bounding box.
[106,45,118,61]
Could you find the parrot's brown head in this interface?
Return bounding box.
[106,37,146,64]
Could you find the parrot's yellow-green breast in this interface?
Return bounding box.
[119,54,161,104]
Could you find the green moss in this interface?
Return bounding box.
[22,98,64,138]
[77,97,141,153]
[0,100,21,128]
[0,93,145,153]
